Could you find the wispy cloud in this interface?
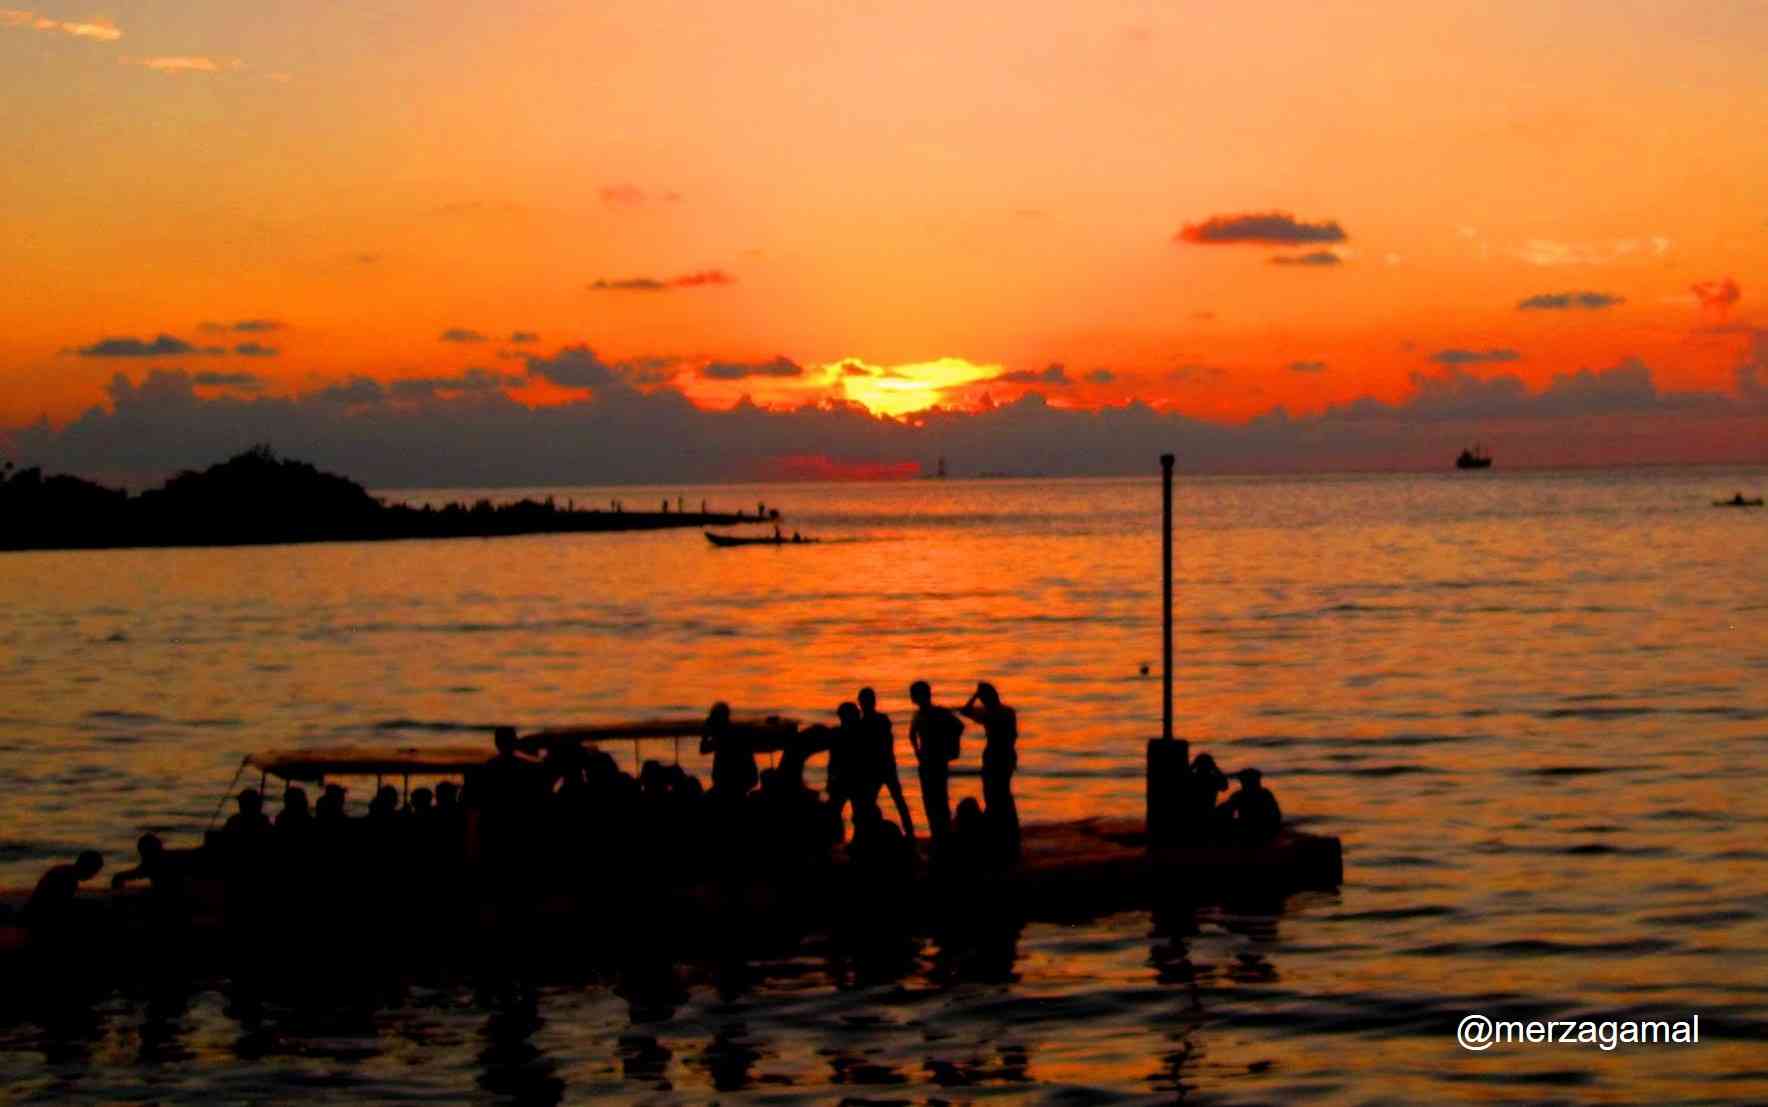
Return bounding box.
[199,318,285,334]
[998,363,1071,386]
[2,10,121,40]
[439,328,488,343]
[126,55,241,74]
[589,269,735,292]
[73,334,220,358]
[508,331,539,344]
[701,356,801,381]
[1431,348,1520,366]
[1270,250,1343,267]
[1518,291,1624,311]
[1176,212,1346,246]
[1514,237,1672,267]
[1692,277,1741,316]
[1288,360,1328,373]
[233,342,279,357]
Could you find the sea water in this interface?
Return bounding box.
[0,467,1763,1103]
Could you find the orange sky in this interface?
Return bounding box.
[3,1,1765,440]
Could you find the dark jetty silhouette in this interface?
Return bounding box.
[0,446,777,551]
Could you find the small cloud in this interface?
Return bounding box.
[314,377,384,405]
[354,253,381,265]
[589,277,668,292]
[233,342,279,357]
[1176,211,1346,246]
[3,10,121,40]
[841,362,875,377]
[671,269,733,288]
[439,328,488,343]
[1430,348,1521,366]
[1692,277,1741,316]
[1288,360,1328,373]
[74,333,211,358]
[191,371,263,388]
[1270,250,1342,267]
[509,331,539,344]
[701,356,802,381]
[389,368,522,400]
[999,363,1071,386]
[589,270,734,292]
[1086,369,1115,384]
[200,318,284,334]
[127,55,240,74]
[1517,291,1624,311]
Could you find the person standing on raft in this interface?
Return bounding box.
[959,681,1020,858]
[908,680,964,847]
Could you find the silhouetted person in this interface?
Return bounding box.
[1220,768,1282,846]
[857,687,915,840]
[436,780,461,816]
[701,701,757,801]
[847,807,913,884]
[822,701,866,825]
[111,834,168,890]
[409,786,434,818]
[24,850,102,932]
[960,682,1020,858]
[1184,753,1229,842]
[908,681,964,847]
[368,784,400,820]
[316,784,348,823]
[275,786,312,833]
[223,788,271,835]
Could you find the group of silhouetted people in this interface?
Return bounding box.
[699,680,1022,876]
[1160,739,1283,846]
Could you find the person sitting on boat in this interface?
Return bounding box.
[23,850,103,933]
[701,701,759,802]
[223,788,271,835]
[908,681,964,848]
[1219,768,1282,846]
[847,805,914,883]
[367,784,401,821]
[274,786,313,833]
[1186,753,1230,843]
[959,682,1020,859]
[111,834,179,891]
[407,786,434,819]
[316,783,349,823]
[857,687,916,842]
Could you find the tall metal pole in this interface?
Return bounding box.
[1160,453,1174,742]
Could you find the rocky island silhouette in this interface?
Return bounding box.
[0,446,775,551]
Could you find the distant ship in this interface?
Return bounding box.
[920,456,948,480]
[1455,445,1492,470]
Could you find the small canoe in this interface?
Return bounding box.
[705,531,821,547]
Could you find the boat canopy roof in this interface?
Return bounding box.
[247,715,804,780]
[247,746,490,781]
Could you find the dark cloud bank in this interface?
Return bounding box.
[7,340,1765,486]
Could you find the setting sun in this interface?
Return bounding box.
[834,357,1002,417]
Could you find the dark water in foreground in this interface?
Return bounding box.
[1,467,1765,1103]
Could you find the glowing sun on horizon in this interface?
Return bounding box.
[832,356,1001,417]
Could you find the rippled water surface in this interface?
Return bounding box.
[1,467,1765,1103]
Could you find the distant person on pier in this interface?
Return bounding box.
[959,682,1020,858]
[858,687,915,841]
[701,701,758,801]
[1220,768,1282,846]
[908,681,964,847]
[23,850,102,932]
[223,788,271,835]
